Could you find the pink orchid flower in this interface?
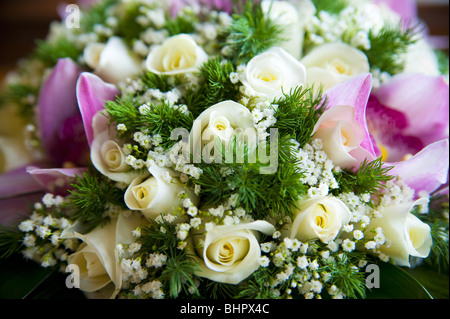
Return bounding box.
[0,63,118,225]
[367,73,449,194]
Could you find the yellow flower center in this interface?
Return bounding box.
[135,186,149,200]
[378,144,389,162]
[313,204,329,229]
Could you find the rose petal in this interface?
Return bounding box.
[76,72,119,146]
[387,139,449,195]
[94,37,141,84]
[38,58,85,166]
[324,73,377,161]
[196,220,275,284]
[374,73,449,146]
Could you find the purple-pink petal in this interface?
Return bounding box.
[27,166,87,195]
[323,73,377,160]
[0,165,46,199]
[366,94,424,162]
[38,58,88,166]
[76,72,119,146]
[373,73,449,146]
[387,139,449,195]
[373,0,417,27]
[0,193,45,226]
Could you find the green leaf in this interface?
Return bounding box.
[0,254,56,299]
[0,255,86,299]
[404,265,449,299]
[366,262,433,299]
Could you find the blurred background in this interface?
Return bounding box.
[0,0,448,82]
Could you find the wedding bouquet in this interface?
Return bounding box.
[0,0,448,300]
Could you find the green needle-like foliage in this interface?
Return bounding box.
[225,1,285,64]
[271,85,326,148]
[67,171,125,232]
[362,25,418,75]
[333,157,395,196]
[34,38,83,67]
[104,94,194,149]
[0,225,25,259]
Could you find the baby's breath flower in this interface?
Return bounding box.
[258,256,270,267]
[342,239,356,252]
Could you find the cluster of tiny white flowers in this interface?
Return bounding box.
[305,8,369,50]
[295,139,339,197]
[305,2,395,52]
[263,239,337,299]
[18,198,79,268]
[377,178,416,209]
[141,87,183,107]
[371,67,393,88]
[338,191,373,225]
[250,100,278,141]
[121,257,149,284]
[180,194,254,240]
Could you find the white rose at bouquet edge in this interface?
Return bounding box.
[192,220,276,285]
[261,0,316,59]
[403,38,441,76]
[311,105,366,170]
[83,36,142,85]
[145,33,208,75]
[189,100,257,162]
[65,212,147,299]
[90,112,149,184]
[124,164,198,220]
[301,42,370,92]
[240,47,307,101]
[286,196,352,243]
[367,198,432,267]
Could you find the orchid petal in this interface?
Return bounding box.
[76,72,119,146]
[374,73,449,146]
[374,0,417,26]
[27,166,87,195]
[387,139,449,195]
[38,58,86,166]
[0,193,44,226]
[366,94,424,162]
[324,73,377,161]
[0,165,45,199]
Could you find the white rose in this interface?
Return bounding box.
[66,212,147,299]
[287,196,352,243]
[311,105,366,170]
[189,100,256,163]
[124,164,198,219]
[90,112,147,184]
[240,47,306,101]
[145,34,208,75]
[403,38,440,76]
[367,198,432,267]
[261,0,315,59]
[301,43,370,92]
[193,221,276,284]
[83,36,142,84]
